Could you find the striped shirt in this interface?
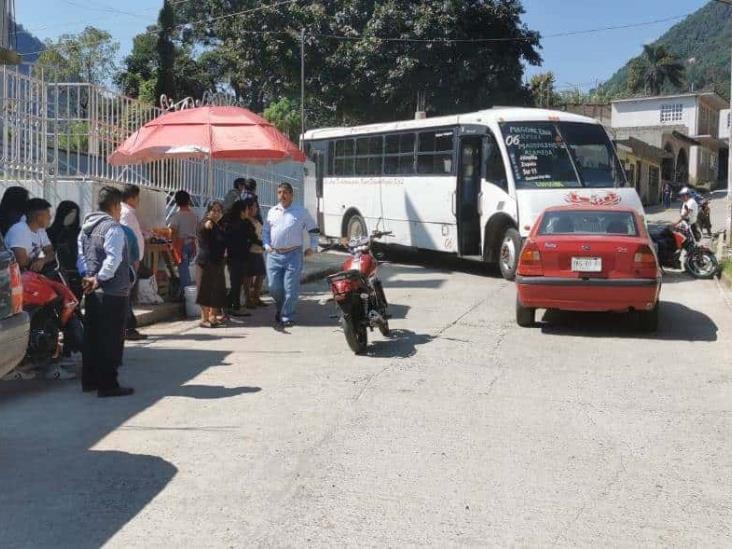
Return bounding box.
[263,203,318,252]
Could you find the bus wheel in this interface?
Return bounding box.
[498,228,521,281]
[346,214,367,241]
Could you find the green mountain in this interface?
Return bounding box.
[601,1,732,98]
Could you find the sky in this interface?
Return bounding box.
[17,0,711,93]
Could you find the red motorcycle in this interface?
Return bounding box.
[328,231,392,354]
[22,268,80,364]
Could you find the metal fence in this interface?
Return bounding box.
[0,65,302,208]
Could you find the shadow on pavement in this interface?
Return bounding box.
[169,384,261,399]
[367,329,435,359]
[378,246,501,278]
[539,301,718,342]
[0,345,255,548]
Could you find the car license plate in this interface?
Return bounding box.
[571,257,602,272]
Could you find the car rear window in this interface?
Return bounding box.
[539,210,638,236]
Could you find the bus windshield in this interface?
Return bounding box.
[500,121,626,190]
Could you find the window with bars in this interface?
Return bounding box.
[659,103,683,123]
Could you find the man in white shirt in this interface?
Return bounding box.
[677,187,700,240]
[5,198,55,272]
[120,184,147,341]
[262,182,319,328]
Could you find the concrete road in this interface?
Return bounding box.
[1,253,731,547]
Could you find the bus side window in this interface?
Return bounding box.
[484,134,508,192]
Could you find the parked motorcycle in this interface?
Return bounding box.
[649,222,719,279]
[22,267,81,365]
[328,231,392,354]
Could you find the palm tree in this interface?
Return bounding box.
[629,45,685,96]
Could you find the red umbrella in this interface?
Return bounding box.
[108,105,306,165]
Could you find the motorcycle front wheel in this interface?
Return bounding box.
[685,250,719,279]
[341,315,368,354]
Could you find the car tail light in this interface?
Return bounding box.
[9,262,22,314]
[633,245,658,277]
[518,241,543,276]
[633,245,656,265]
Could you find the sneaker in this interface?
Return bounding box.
[283,320,296,328]
[44,366,77,380]
[2,368,36,381]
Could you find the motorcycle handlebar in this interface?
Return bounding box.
[371,230,393,239]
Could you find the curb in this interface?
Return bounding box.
[134,265,341,328]
[135,302,184,328]
[720,270,732,292]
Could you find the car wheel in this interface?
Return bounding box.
[516,297,535,327]
[638,303,659,333]
[499,228,522,281]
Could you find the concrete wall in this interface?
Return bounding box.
[612,96,698,133]
[0,180,168,230]
[719,109,730,140]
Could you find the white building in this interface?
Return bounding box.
[611,92,728,189]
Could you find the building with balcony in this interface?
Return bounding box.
[611,92,728,192]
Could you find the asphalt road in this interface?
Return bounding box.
[1,242,731,547]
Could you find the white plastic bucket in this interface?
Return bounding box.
[184,285,200,318]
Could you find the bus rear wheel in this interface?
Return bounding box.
[498,228,521,281]
[346,214,367,242]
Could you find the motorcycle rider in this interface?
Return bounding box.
[676,187,701,241]
[4,198,76,380]
[5,198,56,273]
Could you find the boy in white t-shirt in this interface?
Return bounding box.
[5,198,56,272]
[3,198,76,381]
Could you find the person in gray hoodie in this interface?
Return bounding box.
[77,186,135,398]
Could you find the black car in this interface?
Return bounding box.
[0,232,29,379]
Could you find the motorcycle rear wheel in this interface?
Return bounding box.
[341,316,368,354]
[685,250,719,279]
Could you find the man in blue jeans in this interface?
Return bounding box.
[263,182,319,328]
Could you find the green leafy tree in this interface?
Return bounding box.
[115,21,216,105]
[155,0,177,102]
[263,98,302,141]
[627,45,685,95]
[116,29,157,99]
[34,27,119,85]
[529,72,559,107]
[602,2,731,99]
[178,0,540,123]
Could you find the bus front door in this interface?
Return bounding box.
[457,136,483,256]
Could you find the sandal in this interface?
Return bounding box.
[199,321,217,329]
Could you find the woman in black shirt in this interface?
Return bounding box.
[196,201,226,328]
[223,200,253,316]
[47,200,82,299]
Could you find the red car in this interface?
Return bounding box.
[515,205,662,331]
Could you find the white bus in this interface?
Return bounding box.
[303,108,643,280]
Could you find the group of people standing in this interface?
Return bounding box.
[0,175,319,396]
[192,177,319,329]
[190,178,267,328]
[0,184,145,394]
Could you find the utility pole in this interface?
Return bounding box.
[300,28,305,144]
[728,38,732,245]
[719,0,732,245]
